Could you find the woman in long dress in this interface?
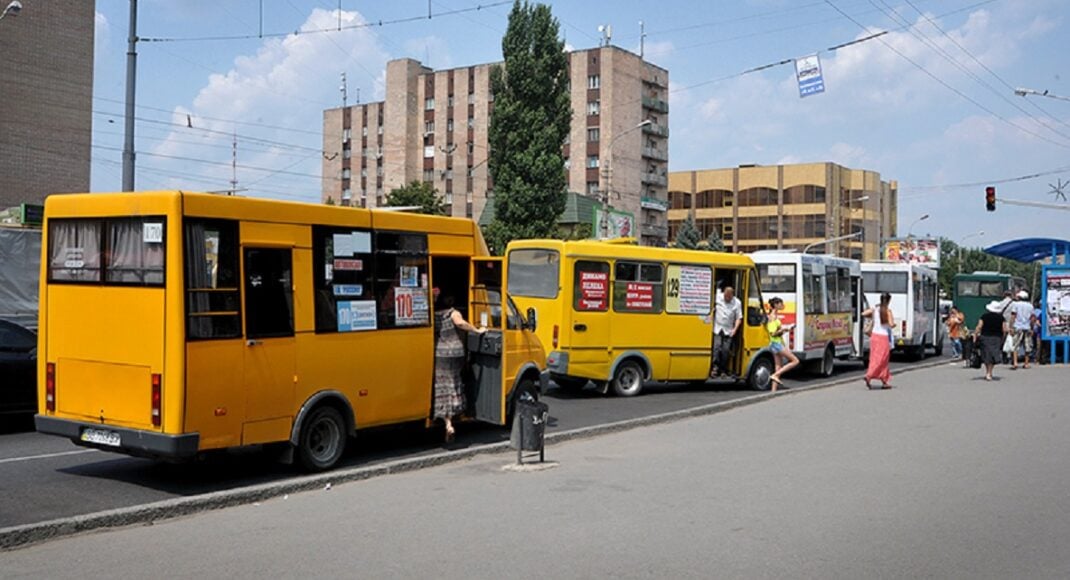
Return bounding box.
[433,291,484,442]
[863,292,894,389]
[974,300,1007,381]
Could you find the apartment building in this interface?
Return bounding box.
[322,46,670,245]
[667,163,898,260]
[0,0,95,208]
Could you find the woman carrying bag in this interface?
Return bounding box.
[975,300,1008,382]
[862,292,894,389]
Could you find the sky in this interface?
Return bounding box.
[86,0,1070,246]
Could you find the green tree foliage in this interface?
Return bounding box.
[384,181,447,216]
[705,229,727,252]
[674,214,701,250]
[484,0,572,254]
[938,237,1041,297]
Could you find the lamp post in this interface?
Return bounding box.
[1014,87,1070,103]
[600,119,652,238]
[845,194,869,258]
[957,230,984,274]
[906,213,929,238]
[0,0,21,22]
[803,231,862,254]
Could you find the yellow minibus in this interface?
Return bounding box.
[35,191,545,470]
[506,239,775,396]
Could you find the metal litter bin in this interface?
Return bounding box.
[510,400,549,464]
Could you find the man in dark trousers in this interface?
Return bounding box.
[710,285,743,378]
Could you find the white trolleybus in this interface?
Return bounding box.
[860,261,944,359]
[752,252,863,377]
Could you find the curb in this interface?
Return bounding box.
[0,357,948,551]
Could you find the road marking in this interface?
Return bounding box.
[0,449,98,465]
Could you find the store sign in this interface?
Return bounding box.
[795,54,825,98]
[640,196,669,212]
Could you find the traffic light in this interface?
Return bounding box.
[985,186,996,211]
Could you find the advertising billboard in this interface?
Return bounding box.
[882,238,941,269]
[1042,266,1070,339]
[593,208,636,239]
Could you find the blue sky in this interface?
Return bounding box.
[89,0,1069,245]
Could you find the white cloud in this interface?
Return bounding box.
[148,8,390,200]
[94,11,109,56]
[699,97,723,121]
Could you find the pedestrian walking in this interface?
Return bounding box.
[766,297,798,392]
[432,289,485,442]
[946,305,965,362]
[974,300,1008,381]
[1009,290,1035,369]
[862,292,895,389]
[709,285,743,379]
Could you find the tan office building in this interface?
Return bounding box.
[667,163,898,260]
[322,46,671,245]
[0,0,95,209]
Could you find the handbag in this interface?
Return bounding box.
[1002,334,1015,354]
[863,317,874,337]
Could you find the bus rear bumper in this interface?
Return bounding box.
[35,415,200,460]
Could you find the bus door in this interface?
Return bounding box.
[739,267,768,376]
[241,246,296,443]
[468,258,507,425]
[851,274,864,355]
[568,260,612,378]
[715,268,744,376]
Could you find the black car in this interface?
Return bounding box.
[0,319,37,416]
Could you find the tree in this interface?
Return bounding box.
[705,229,727,252]
[384,181,447,216]
[674,214,701,249]
[484,0,572,254]
[324,196,336,206]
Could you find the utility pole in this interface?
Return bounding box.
[230,131,238,195]
[122,0,138,191]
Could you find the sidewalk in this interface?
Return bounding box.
[4,365,1069,579]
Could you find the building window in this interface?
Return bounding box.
[444,169,453,180]
[342,188,352,200]
[737,187,778,207]
[362,127,367,137]
[377,126,383,135]
[423,169,434,183]
[587,155,599,169]
[467,118,475,128]
[377,166,383,177]
[448,95,454,107]
[669,191,691,210]
[343,128,351,143]
[425,97,435,110]
[467,143,474,155]
[783,185,827,204]
[424,121,435,134]
[587,128,600,142]
[447,119,454,132]
[588,75,600,89]
[360,168,367,178]
[341,168,351,179]
[424,145,435,159]
[587,181,599,195]
[564,158,571,170]
[587,100,600,116]
[343,148,351,160]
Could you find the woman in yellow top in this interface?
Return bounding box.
[766,297,799,391]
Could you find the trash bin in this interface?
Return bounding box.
[510,399,549,464]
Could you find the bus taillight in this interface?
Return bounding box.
[45,363,56,413]
[552,324,559,349]
[901,320,907,337]
[151,374,162,427]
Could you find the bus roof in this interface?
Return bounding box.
[508,238,756,268]
[750,251,860,273]
[860,261,937,274]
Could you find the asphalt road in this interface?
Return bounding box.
[0,353,938,529]
[5,361,1067,578]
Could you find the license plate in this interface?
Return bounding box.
[81,428,121,447]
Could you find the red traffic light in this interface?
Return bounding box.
[985,186,996,211]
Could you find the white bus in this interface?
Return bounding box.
[753,252,863,377]
[860,262,944,359]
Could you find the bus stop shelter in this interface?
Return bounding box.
[984,238,1070,364]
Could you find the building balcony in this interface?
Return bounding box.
[641,146,668,161]
[641,172,668,186]
[641,223,669,238]
[643,75,668,89]
[642,96,669,114]
[642,123,669,138]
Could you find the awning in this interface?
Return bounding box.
[983,238,1070,263]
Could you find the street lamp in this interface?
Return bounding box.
[0,0,22,21]
[907,213,929,238]
[1014,87,1070,103]
[845,194,869,258]
[803,231,862,254]
[600,119,652,238]
[957,230,984,274]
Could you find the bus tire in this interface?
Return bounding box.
[297,406,347,472]
[818,345,835,378]
[611,360,645,397]
[748,355,775,391]
[933,338,944,356]
[507,376,540,423]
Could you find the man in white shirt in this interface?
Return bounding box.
[711,285,743,378]
[1009,290,1035,369]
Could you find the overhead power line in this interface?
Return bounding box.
[139,0,513,43]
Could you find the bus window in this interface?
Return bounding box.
[803,266,823,315]
[757,263,795,293]
[49,218,165,285]
[746,268,765,326]
[374,232,430,329]
[979,281,1004,297]
[508,248,560,298]
[184,219,241,340]
[923,281,936,312]
[313,226,374,333]
[828,267,852,313]
[957,280,980,296]
[613,261,663,313]
[863,272,908,294]
[574,260,610,312]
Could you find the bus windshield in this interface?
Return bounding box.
[757,263,796,293]
[507,248,560,298]
[863,272,908,294]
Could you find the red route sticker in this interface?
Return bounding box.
[625,282,654,310]
[578,271,608,310]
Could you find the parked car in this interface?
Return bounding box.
[0,319,37,416]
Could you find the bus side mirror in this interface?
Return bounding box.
[526,307,537,332]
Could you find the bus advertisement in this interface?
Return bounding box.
[752,252,862,377]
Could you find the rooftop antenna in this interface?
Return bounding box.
[597,24,612,47]
[639,20,645,58]
[230,130,238,195]
[339,72,348,108]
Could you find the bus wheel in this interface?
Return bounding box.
[507,378,540,423]
[933,337,944,356]
[819,346,835,378]
[748,356,774,391]
[297,406,347,472]
[611,360,645,397]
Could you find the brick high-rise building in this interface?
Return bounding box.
[323,46,670,245]
[0,0,95,208]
